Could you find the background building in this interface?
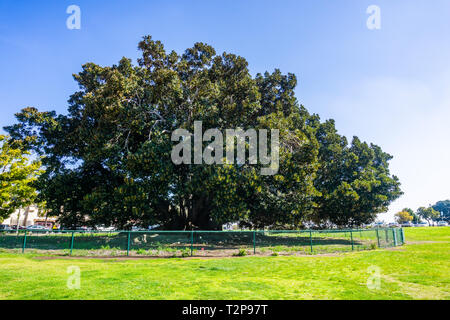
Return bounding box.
[2,206,57,228]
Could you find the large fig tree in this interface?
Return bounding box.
[4,36,401,229]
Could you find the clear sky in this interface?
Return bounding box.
[1,0,449,221]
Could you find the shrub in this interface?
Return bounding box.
[233,249,247,257]
[181,248,190,258]
[136,248,147,255]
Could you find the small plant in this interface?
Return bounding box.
[181,248,190,258]
[271,246,284,252]
[165,247,176,253]
[136,248,147,255]
[370,243,377,250]
[233,249,247,257]
[271,252,278,256]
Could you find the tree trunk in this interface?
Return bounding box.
[191,195,221,230]
[23,206,30,228]
[15,208,21,235]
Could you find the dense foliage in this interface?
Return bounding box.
[395,211,413,224]
[402,207,421,224]
[432,200,450,222]
[416,206,440,225]
[4,36,402,229]
[0,135,42,220]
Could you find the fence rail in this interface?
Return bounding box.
[0,228,404,258]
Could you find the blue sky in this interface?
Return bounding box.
[1,1,449,221]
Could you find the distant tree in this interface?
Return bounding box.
[395,211,413,224]
[402,207,420,223]
[431,200,450,222]
[0,135,42,224]
[416,207,440,226]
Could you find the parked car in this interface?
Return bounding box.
[414,222,428,227]
[437,221,448,227]
[401,222,413,227]
[27,225,49,231]
[373,222,386,228]
[75,226,91,231]
[96,225,115,232]
[0,224,12,231]
[388,223,400,227]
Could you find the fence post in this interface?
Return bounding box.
[400,228,405,245]
[127,231,131,256]
[350,230,354,251]
[253,231,256,255]
[376,228,380,248]
[309,230,313,253]
[190,230,194,257]
[70,231,74,255]
[22,231,27,253]
[393,228,397,246]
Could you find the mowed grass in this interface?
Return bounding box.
[0,227,448,300]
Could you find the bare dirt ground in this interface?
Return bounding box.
[29,248,369,260]
[1,236,387,260]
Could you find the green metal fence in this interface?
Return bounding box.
[0,228,404,257]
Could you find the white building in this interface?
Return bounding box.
[3,205,57,228]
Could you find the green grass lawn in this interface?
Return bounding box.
[0,227,448,300]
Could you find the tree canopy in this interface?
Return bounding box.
[4,36,402,229]
[402,207,420,224]
[432,200,450,222]
[0,135,42,220]
[416,206,440,225]
[395,211,413,224]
